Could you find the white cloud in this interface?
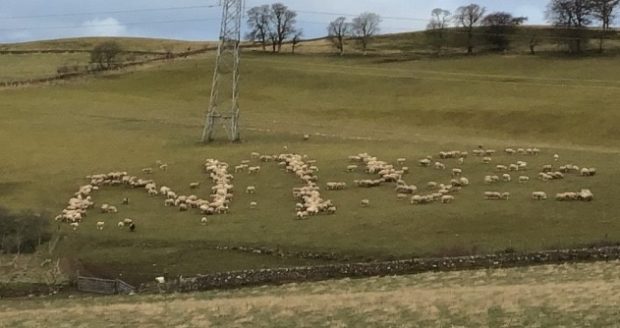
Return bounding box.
[79,17,127,37]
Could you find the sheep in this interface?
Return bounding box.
[542,165,554,173]
[531,191,548,200]
[248,166,261,174]
[201,217,209,225]
[155,277,165,284]
[482,157,492,164]
[360,199,370,207]
[397,193,408,201]
[397,158,407,165]
[96,221,105,230]
[505,148,516,155]
[148,189,158,196]
[496,165,508,172]
[296,211,308,220]
[580,168,597,177]
[107,206,118,214]
[303,134,310,141]
[189,182,200,189]
[164,199,175,207]
[539,173,553,181]
[142,168,153,174]
[457,157,465,165]
[579,189,594,202]
[246,186,256,194]
[395,184,417,194]
[553,154,560,161]
[484,192,502,200]
[123,218,133,225]
[122,197,129,205]
[250,152,260,159]
[519,176,530,183]
[484,175,500,184]
[179,204,188,212]
[117,221,125,228]
[326,182,347,190]
[250,201,258,209]
[502,174,512,182]
[401,167,409,174]
[459,177,470,186]
[346,165,358,172]
[427,181,438,189]
[159,164,168,171]
[434,162,446,170]
[419,158,432,167]
[556,192,579,201]
[441,195,455,204]
[452,168,462,177]
[70,222,79,231]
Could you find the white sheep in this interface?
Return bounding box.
[360,199,370,207]
[142,168,153,174]
[346,165,358,172]
[303,134,310,141]
[397,158,407,165]
[452,168,462,177]
[246,186,256,194]
[532,191,548,200]
[519,176,530,183]
[482,157,492,164]
[159,164,168,171]
[441,195,455,204]
[250,201,258,209]
[502,174,512,182]
[117,221,125,228]
[434,162,446,170]
[201,217,208,225]
[96,221,105,230]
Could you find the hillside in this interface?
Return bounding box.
[2,261,620,326]
[0,37,213,53]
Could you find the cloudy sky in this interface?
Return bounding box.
[0,0,550,43]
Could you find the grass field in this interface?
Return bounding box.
[0,37,619,282]
[0,37,211,53]
[3,261,620,327]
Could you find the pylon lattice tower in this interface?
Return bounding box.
[202,0,243,143]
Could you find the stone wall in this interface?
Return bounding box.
[168,246,620,293]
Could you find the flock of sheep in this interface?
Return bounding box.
[53,144,598,231]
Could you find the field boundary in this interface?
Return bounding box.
[76,275,135,295]
[161,246,620,293]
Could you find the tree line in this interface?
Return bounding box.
[426,0,620,54]
[246,1,619,56]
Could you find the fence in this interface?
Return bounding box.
[76,275,135,295]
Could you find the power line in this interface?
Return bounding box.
[0,4,220,21]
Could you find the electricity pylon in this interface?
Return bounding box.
[202,0,243,143]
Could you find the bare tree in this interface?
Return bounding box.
[590,0,620,52]
[351,12,381,54]
[546,0,593,53]
[270,3,298,53]
[328,17,351,55]
[291,30,303,54]
[426,8,451,54]
[454,3,486,54]
[481,12,527,51]
[246,5,272,51]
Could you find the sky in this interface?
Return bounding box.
[0,1,551,43]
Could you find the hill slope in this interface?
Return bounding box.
[2,261,620,326]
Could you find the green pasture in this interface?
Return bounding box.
[0,48,618,282]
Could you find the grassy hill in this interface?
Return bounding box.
[0,36,619,283]
[0,37,212,53]
[3,261,620,326]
